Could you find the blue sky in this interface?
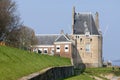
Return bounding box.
[15,0,120,61]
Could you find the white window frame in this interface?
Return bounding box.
[51,48,54,54]
[64,45,69,52]
[43,48,48,54]
[38,48,42,53]
[86,44,91,52]
[33,48,38,53]
[56,45,60,52]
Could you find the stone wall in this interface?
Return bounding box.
[19,66,74,80]
[72,35,102,67]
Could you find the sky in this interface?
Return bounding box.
[14,0,120,62]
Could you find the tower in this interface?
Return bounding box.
[72,7,102,67]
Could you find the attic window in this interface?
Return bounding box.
[85,32,90,37]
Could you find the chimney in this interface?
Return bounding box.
[95,12,99,29]
[72,6,75,34]
[60,29,64,34]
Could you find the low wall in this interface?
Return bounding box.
[19,66,74,80]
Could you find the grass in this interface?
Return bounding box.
[85,67,120,76]
[63,67,120,80]
[0,46,71,80]
[64,73,93,80]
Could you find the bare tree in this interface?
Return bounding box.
[0,0,21,41]
[7,25,38,49]
[18,26,38,49]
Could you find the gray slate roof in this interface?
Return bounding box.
[55,34,70,42]
[36,34,59,45]
[73,13,99,35]
[36,34,71,45]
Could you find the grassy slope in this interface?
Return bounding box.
[64,73,93,80]
[64,67,120,80]
[0,46,71,80]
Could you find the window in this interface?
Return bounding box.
[86,44,90,52]
[51,48,54,54]
[80,48,82,50]
[33,48,37,53]
[90,39,92,42]
[85,32,90,37]
[65,45,69,52]
[44,50,47,53]
[80,38,82,42]
[38,50,42,53]
[76,36,77,39]
[38,48,42,54]
[44,48,48,54]
[56,45,60,52]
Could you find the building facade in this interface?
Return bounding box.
[31,7,103,68]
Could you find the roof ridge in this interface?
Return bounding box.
[55,34,70,42]
[36,34,60,36]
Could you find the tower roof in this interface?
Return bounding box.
[73,12,99,35]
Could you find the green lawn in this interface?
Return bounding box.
[0,46,71,80]
[63,67,120,80]
[85,67,120,76]
[64,73,93,80]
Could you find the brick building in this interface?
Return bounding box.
[31,7,102,68]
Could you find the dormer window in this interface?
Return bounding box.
[84,21,90,37]
[85,31,90,37]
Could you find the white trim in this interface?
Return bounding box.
[55,34,70,42]
[38,48,43,53]
[33,48,38,52]
[43,48,48,54]
[64,45,69,52]
[73,34,101,37]
[56,45,60,52]
[51,48,54,54]
[31,45,54,48]
[54,42,72,44]
[36,34,59,36]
